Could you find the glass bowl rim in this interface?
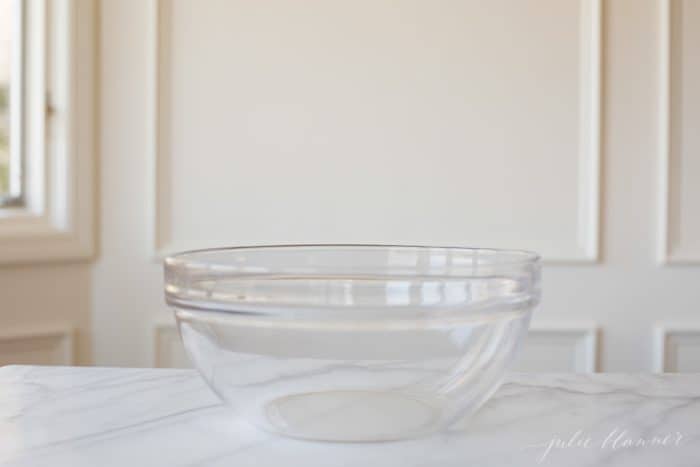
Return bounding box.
[164,244,541,316]
[164,243,541,267]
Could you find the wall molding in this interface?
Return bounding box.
[153,321,599,372]
[523,323,599,372]
[153,321,189,369]
[574,0,602,264]
[0,325,74,365]
[653,323,700,372]
[657,0,700,264]
[148,0,170,262]
[657,0,671,263]
[148,0,602,263]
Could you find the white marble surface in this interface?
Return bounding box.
[0,366,698,466]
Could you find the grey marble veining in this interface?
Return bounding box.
[0,366,698,466]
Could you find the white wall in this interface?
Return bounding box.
[91,0,700,372]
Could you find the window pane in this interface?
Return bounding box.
[0,0,15,200]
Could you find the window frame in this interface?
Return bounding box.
[0,0,95,264]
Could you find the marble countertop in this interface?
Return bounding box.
[0,366,698,467]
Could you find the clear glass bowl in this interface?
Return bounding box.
[164,245,540,442]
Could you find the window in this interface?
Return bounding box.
[0,0,21,206]
[0,0,95,263]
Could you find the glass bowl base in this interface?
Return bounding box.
[262,390,442,442]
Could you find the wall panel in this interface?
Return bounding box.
[659,0,700,263]
[153,0,601,263]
